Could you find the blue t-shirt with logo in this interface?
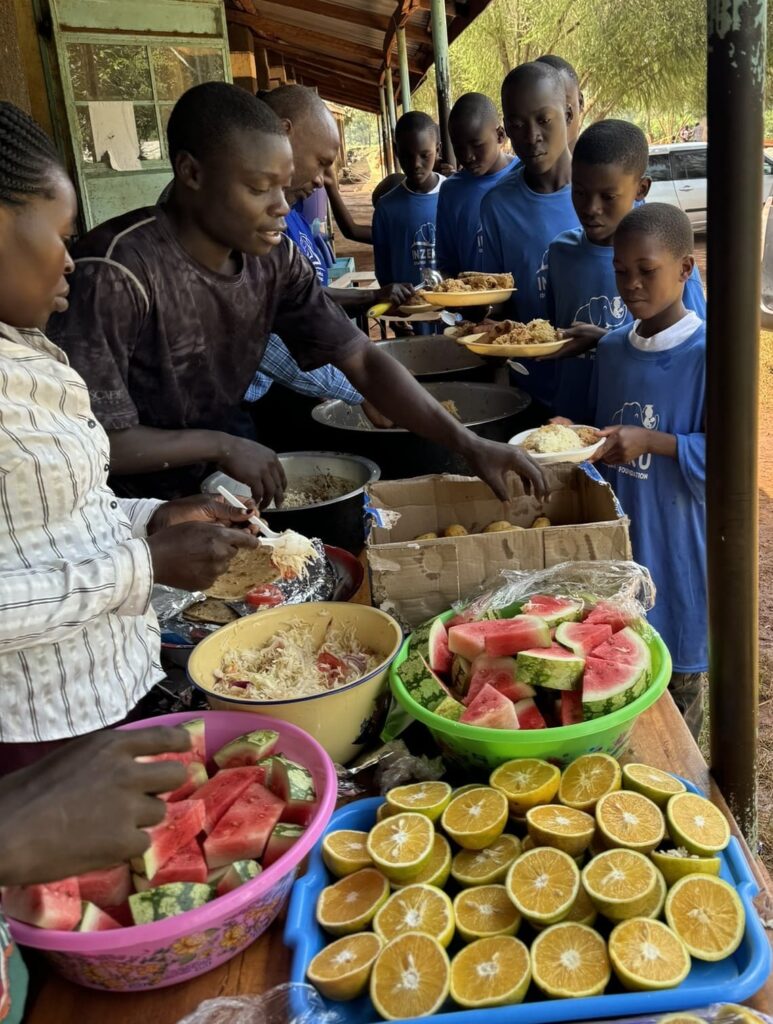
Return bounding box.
[480,165,579,406]
[547,227,708,421]
[372,177,444,287]
[285,207,329,286]
[589,320,707,673]
[435,159,518,277]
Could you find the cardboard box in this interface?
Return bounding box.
[366,468,631,629]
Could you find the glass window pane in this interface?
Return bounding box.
[67,43,152,101]
[646,153,673,182]
[672,149,707,180]
[136,106,162,161]
[151,46,225,101]
[75,108,96,164]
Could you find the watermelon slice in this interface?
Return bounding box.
[428,619,452,675]
[560,689,584,726]
[460,684,519,729]
[215,860,262,896]
[166,760,209,803]
[591,627,652,676]
[212,729,279,770]
[267,755,316,826]
[466,655,536,706]
[143,799,206,878]
[398,649,450,712]
[434,695,464,721]
[582,656,649,719]
[448,615,551,660]
[203,781,285,869]
[76,863,131,909]
[3,879,81,931]
[513,697,547,729]
[583,600,636,633]
[102,901,132,927]
[451,654,472,695]
[137,718,207,799]
[129,882,211,925]
[522,595,584,626]
[516,644,585,691]
[262,823,304,868]
[148,837,208,886]
[191,765,261,834]
[77,901,122,932]
[555,621,613,657]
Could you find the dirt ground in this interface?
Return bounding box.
[335,185,773,871]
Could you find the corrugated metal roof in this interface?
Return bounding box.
[226,0,494,112]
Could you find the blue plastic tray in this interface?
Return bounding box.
[286,779,771,1023]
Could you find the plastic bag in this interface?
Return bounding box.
[592,1005,771,1024]
[453,559,656,626]
[335,739,445,800]
[175,984,345,1024]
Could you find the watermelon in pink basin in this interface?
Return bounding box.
[6,711,337,992]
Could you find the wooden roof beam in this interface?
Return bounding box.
[228,11,390,67]
[288,57,380,88]
[254,0,390,33]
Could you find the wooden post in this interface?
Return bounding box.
[227,23,257,94]
[397,25,412,113]
[385,66,398,134]
[377,112,386,177]
[430,0,455,165]
[706,0,765,844]
[254,45,271,91]
[379,81,394,173]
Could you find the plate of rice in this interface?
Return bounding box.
[420,272,516,307]
[457,318,569,357]
[509,423,605,464]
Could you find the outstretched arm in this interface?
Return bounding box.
[324,172,373,244]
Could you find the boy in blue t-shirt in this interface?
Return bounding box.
[372,111,445,287]
[480,61,580,407]
[560,204,707,737]
[546,119,707,420]
[435,93,517,277]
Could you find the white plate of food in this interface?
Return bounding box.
[509,423,605,464]
[456,318,569,358]
[420,272,516,308]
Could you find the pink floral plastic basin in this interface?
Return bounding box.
[6,711,337,991]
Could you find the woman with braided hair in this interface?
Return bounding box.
[0,101,265,763]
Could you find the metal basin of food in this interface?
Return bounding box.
[310,381,531,479]
[202,452,380,553]
[375,335,494,383]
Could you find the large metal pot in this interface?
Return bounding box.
[375,335,494,382]
[202,452,380,553]
[310,381,531,479]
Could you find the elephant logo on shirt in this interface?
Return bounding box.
[610,400,659,476]
[536,248,550,299]
[411,222,437,270]
[575,295,628,328]
[296,230,325,284]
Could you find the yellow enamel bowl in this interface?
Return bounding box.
[419,287,516,307]
[187,602,403,765]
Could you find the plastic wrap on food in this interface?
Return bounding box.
[453,559,656,630]
[335,739,445,800]
[152,584,204,623]
[589,1005,771,1024]
[175,985,346,1024]
[161,540,336,647]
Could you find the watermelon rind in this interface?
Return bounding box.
[398,646,449,712]
[213,729,279,770]
[268,755,316,825]
[515,646,585,691]
[263,823,304,868]
[128,882,211,925]
[451,654,472,695]
[581,657,649,720]
[434,695,465,721]
[591,627,652,682]
[428,618,452,674]
[555,621,613,658]
[216,860,262,896]
[77,902,121,932]
[522,595,584,627]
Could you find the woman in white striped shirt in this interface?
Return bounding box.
[0,102,259,768]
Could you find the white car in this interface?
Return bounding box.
[647,142,773,232]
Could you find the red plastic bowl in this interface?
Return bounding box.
[6,711,337,991]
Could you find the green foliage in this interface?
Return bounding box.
[412,0,773,143]
[342,107,378,149]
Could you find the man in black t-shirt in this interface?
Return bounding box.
[50,83,545,505]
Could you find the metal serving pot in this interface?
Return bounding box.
[202,452,380,553]
[375,335,494,383]
[310,381,531,479]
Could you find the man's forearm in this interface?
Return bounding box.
[326,287,380,313]
[338,345,477,456]
[108,425,227,475]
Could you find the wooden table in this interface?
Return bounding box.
[23,562,773,1021]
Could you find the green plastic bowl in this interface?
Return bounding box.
[389,610,672,772]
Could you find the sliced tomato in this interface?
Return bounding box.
[317,652,346,679]
[244,583,285,608]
